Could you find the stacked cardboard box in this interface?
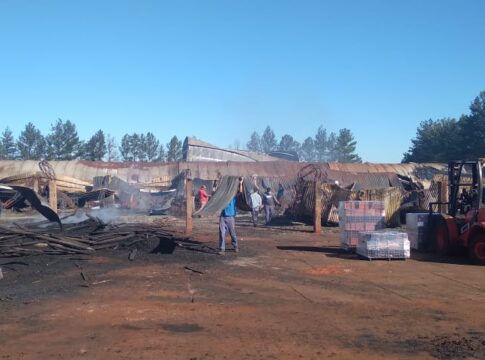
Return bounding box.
[357,230,410,259]
[405,213,429,251]
[339,201,385,251]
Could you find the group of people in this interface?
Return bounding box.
[249,185,283,227]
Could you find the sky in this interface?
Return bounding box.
[0,0,484,162]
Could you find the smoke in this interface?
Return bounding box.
[60,207,127,225]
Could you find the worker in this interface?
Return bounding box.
[250,187,262,227]
[459,188,471,213]
[218,196,238,254]
[276,183,285,203]
[262,187,280,225]
[218,179,243,254]
[198,185,209,210]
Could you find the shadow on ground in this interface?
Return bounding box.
[277,245,343,255]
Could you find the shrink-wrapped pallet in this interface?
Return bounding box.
[339,201,385,251]
[357,230,410,259]
[405,213,429,251]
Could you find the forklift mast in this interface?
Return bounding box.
[447,160,484,217]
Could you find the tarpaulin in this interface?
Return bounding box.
[193,176,240,217]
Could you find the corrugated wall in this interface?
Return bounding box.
[0,160,447,185]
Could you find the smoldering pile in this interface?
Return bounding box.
[0,213,175,257]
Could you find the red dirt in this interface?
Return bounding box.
[1,215,484,359]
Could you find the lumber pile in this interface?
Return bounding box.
[0,217,174,257]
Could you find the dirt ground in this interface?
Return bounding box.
[0,214,484,360]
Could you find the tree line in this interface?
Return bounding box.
[0,119,362,163]
[403,91,485,163]
[245,126,362,163]
[0,119,183,162]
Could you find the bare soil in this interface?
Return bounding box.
[1,214,484,359]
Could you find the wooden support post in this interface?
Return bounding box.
[33,176,39,194]
[185,178,193,236]
[48,179,58,213]
[438,180,448,214]
[313,180,322,233]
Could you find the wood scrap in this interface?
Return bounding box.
[128,248,137,261]
[0,219,175,257]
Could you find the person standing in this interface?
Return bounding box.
[263,187,280,224]
[198,185,209,210]
[218,196,238,254]
[276,183,285,203]
[250,188,262,227]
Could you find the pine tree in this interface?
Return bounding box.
[314,126,328,162]
[334,128,362,163]
[82,130,107,161]
[0,127,17,160]
[166,136,182,162]
[402,119,460,162]
[278,134,300,153]
[261,126,277,153]
[157,143,166,162]
[300,137,316,162]
[46,119,81,160]
[120,134,134,161]
[17,122,46,160]
[246,131,262,152]
[326,132,337,162]
[458,91,485,160]
[144,132,160,161]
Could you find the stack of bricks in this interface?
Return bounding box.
[339,201,385,251]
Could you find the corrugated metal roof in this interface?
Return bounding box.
[183,137,283,162]
[0,160,447,188]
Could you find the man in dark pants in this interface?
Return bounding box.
[218,196,238,254]
[263,187,280,224]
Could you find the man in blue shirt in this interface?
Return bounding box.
[218,196,238,254]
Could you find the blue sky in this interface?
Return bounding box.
[0,0,484,162]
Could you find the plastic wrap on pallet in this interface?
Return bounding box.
[357,230,410,259]
[339,201,385,250]
[405,213,429,250]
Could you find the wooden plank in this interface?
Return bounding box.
[49,180,58,213]
[313,180,322,234]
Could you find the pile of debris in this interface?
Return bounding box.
[0,215,175,257]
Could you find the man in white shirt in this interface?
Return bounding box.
[249,188,262,227]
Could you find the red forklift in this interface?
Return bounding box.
[430,159,485,265]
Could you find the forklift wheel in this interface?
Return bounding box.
[468,235,485,266]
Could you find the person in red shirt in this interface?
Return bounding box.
[198,185,209,210]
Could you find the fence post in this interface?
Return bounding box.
[185,175,193,236]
